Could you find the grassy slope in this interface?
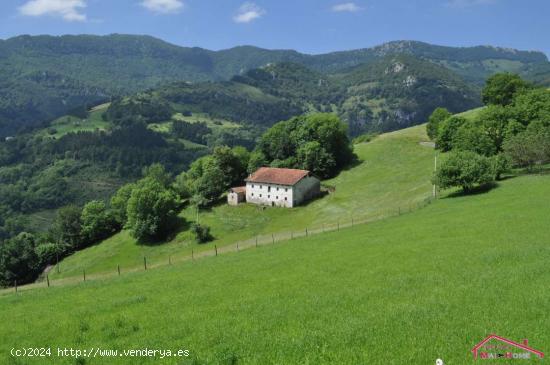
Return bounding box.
[1,174,549,364]
[49,125,435,280]
[37,104,111,139]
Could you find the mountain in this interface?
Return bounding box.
[0,34,548,136]
[109,57,481,135]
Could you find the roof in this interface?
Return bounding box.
[471,334,544,359]
[245,167,310,186]
[230,186,246,194]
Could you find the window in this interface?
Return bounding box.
[276,196,279,200]
[268,195,271,199]
[284,197,287,201]
[260,185,262,189]
[268,186,271,192]
[252,184,254,188]
[285,188,288,192]
[251,193,254,197]
[277,187,279,191]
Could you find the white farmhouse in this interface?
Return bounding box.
[243,167,320,208]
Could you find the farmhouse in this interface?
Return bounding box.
[241,167,320,208]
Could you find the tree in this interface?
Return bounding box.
[81,200,118,244]
[503,123,550,170]
[297,141,336,178]
[142,163,172,188]
[476,105,515,153]
[126,179,180,241]
[247,150,266,174]
[436,116,467,152]
[110,183,136,226]
[51,205,83,249]
[426,107,451,140]
[482,73,531,106]
[453,121,496,156]
[0,232,40,286]
[433,151,494,192]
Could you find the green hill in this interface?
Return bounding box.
[48,124,435,280]
[2,35,548,136]
[1,163,549,364]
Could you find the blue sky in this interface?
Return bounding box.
[0,0,548,57]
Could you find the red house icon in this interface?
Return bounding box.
[471,334,544,359]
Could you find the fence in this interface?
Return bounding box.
[1,195,436,295]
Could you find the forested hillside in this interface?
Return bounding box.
[1,34,548,136]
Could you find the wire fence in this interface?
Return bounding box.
[1,195,436,296]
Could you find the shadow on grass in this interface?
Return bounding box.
[444,182,499,199]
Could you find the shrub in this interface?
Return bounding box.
[191,223,212,244]
[434,151,494,192]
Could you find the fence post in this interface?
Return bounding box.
[337,221,340,231]
[117,265,120,276]
[352,217,354,227]
[237,243,239,252]
[83,270,86,282]
[291,232,293,240]
[272,234,275,244]
[306,228,308,237]
[144,257,147,270]
[215,245,218,256]
[14,280,17,293]
[398,207,401,216]
[255,236,258,248]
[192,249,194,261]
[46,275,50,287]
[322,224,325,233]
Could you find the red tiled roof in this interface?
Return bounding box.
[230,186,246,194]
[245,167,310,186]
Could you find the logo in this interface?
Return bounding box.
[472,334,544,360]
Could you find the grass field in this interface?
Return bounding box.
[48,124,436,280]
[1,172,549,364]
[37,104,111,139]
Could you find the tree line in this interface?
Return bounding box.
[429,73,550,192]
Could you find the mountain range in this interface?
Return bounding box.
[0,34,549,137]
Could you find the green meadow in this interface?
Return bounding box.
[48,125,436,280]
[1,171,549,364]
[38,104,111,139]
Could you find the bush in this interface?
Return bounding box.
[191,223,212,244]
[434,151,494,192]
[126,179,180,241]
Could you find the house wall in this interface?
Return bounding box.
[292,176,321,206]
[246,182,293,207]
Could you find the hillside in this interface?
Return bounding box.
[48,124,435,280]
[1,168,549,364]
[1,35,548,136]
[110,57,482,136]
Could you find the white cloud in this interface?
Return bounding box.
[19,0,87,22]
[233,2,265,24]
[141,0,184,14]
[446,0,496,7]
[331,2,362,12]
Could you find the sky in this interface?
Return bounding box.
[0,0,548,57]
